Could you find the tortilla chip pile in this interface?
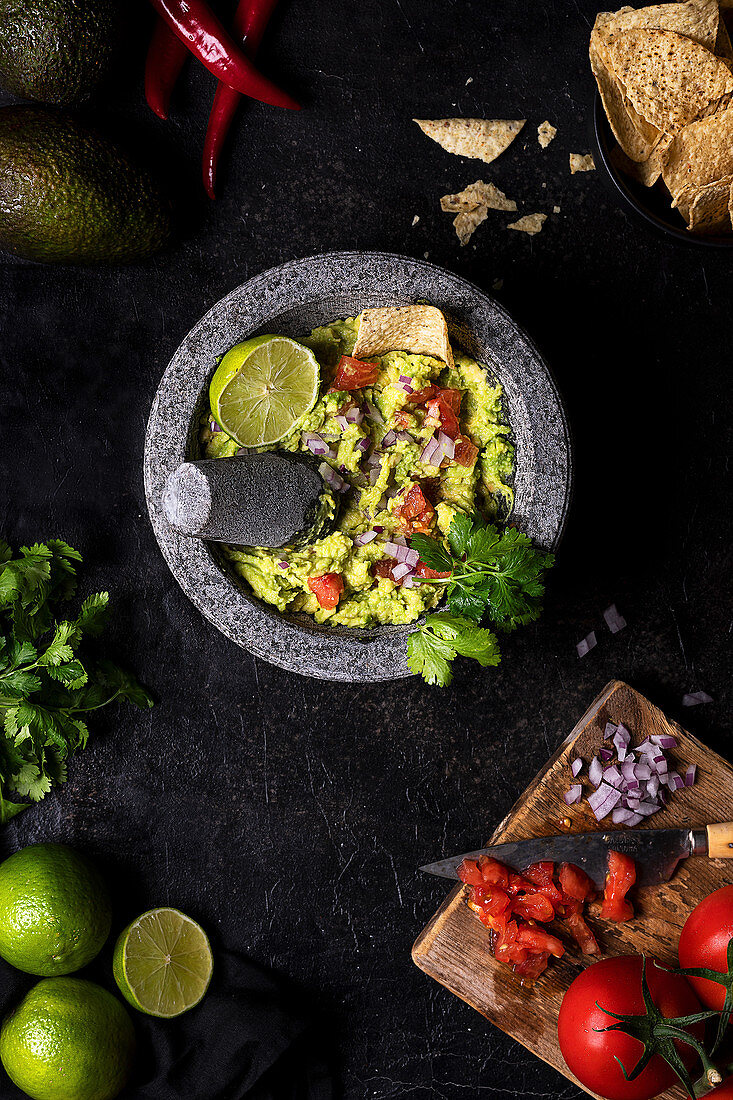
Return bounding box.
[591,0,733,234]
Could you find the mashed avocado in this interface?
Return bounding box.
[201,317,514,627]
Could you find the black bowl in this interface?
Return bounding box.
[591,92,733,248]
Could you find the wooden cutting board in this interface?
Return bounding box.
[412,680,733,1100]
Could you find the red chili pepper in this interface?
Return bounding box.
[145,17,190,120]
[148,0,299,112]
[202,0,281,199]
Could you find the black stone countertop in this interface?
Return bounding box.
[1,0,732,1095]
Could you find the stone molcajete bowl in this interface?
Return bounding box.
[144,251,572,682]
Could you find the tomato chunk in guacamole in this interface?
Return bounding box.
[201,316,514,627]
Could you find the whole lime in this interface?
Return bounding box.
[0,843,112,976]
[0,977,135,1100]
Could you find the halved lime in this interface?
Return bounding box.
[112,908,213,1018]
[210,335,320,447]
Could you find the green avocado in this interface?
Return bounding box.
[0,106,173,264]
[0,0,121,106]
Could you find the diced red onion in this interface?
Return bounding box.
[588,782,622,821]
[634,763,651,781]
[603,603,627,634]
[588,757,603,787]
[236,447,247,456]
[402,575,414,589]
[684,765,697,787]
[651,735,677,749]
[666,771,684,791]
[354,530,378,547]
[345,405,364,425]
[391,562,413,581]
[394,536,407,546]
[382,429,398,448]
[437,431,455,461]
[210,420,221,433]
[303,431,334,458]
[368,463,381,486]
[603,722,617,740]
[564,784,583,805]
[395,431,414,442]
[600,748,613,762]
[603,765,622,788]
[576,631,597,658]
[613,727,629,762]
[318,462,349,493]
[570,758,583,778]
[392,380,414,395]
[374,526,385,534]
[420,435,441,466]
[277,561,289,569]
[647,775,660,798]
[363,400,384,424]
[682,691,713,707]
[384,542,419,568]
[335,414,349,432]
[357,438,371,452]
[398,374,413,384]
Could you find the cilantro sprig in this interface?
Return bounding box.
[0,539,153,823]
[406,513,554,686]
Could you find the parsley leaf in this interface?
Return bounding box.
[0,539,152,820]
[407,511,554,685]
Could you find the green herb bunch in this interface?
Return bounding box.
[0,539,153,823]
[407,513,554,686]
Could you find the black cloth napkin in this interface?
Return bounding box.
[0,946,335,1100]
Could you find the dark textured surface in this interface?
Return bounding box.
[0,0,731,1096]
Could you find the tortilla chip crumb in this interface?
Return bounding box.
[440,179,517,245]
[570,152,596,173]
[507,212,547,235]
[411,215,420,227]
[553,204,561,213]
[414,118,525,164]
[538,120,557,147]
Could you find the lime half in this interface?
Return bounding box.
[113,908,212,1018]
[210,335,320,447]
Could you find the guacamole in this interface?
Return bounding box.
[201,317,514,628]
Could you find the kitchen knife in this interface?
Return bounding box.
[420,822,733,889]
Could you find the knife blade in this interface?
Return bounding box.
[420,826,710,889]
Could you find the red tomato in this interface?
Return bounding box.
[331,355,379,390]
[306,573,344,609]
[516,924,564,958]
[453,435,479,467]
[563,908,601,956]
[600,851,636,922]
[559,862,595,903]
[456,858,484,886]
[372,560,401,585]
[524,862,564,909]
[708,1079,733,1097]
[408,385,462,438]
[406,384,438,405]
[512,892,556,923]
[395,485,434,535]
[558,956,703,1100]
[678,884,733,1012]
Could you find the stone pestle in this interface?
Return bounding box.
[162,452,338,549]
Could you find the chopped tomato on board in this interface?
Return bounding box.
[512,892,556,922]
[558,862,595,903]
[330,355,379,391]
[600,850,636,922]
[524,862,564,911]
[395,485,435,535]
[306,573,344,609]
[562,908,601,956]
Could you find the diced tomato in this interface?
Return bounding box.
[331,355,379,391]
[471,885,512,932]
[406,384,438,405]
[477,856,510,888]
[563,909,601,956]
[414,560,451,580]
[494,921,528,966]
[512,892,556,923]
[372,560,401,586]
[513,951,551,982]
[306,573,344,609]
[505,872,534,897]
[394,409,415,430]
[453,435,479,467]
[523,862,564,910]
[558,863,595,903]
[516,924,565,959]
[395,484,435,535]
[600,850,636,923]
[456,858,484,887]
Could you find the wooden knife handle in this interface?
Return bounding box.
[707,823,733,858]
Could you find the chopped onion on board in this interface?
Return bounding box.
[682,691,714,707]
[603,604,627,634]
[576,631,597,658]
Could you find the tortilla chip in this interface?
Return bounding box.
[607,29,733,134]
[413,118,525,164]
[570,153,597,172]
[538,121,557,147]
[440,180,517,213]
[592,0,720,56]
[612,133,672,184]
[685,173,733,230]
[352,305,454,367]
[662,105,733,193]
[507,213,547,235]
[590,40,663,160]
